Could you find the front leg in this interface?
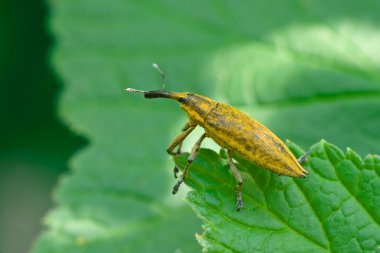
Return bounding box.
[166,121,195,155]
[174,121,192,155]
[167,121,195,178]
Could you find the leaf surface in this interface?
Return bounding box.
[175,142,380,252]
[32,0,380,252]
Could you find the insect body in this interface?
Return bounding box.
[126,66,308,211]
[126,88,308,210]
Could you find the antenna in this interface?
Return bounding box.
[152,63,167,90]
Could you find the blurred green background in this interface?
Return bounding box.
[1,0,380,252]
[0,1,83,253]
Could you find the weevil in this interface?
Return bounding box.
[126,64,308,211]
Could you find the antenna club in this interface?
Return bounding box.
[125,88,146,93]
[152,63,167,90]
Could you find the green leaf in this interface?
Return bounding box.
[32,0,380,252]
[175,141,380,252]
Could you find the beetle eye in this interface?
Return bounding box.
[178,97,186,103]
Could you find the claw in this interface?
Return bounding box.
[236,199,243,211]
[235,183,243,211]
[172,177,183,194]
[173,166,179,178]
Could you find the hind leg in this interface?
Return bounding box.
[226,150,244,211]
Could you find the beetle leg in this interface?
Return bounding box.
[175,121,192,155]
[166,122,195,178]
[166,121,195,156]
[297,152,309,164]
[227,150,244,211]
[172,133,207,194]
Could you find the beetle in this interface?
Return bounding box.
[126,64,308,211]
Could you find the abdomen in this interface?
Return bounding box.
[202,103,306,177]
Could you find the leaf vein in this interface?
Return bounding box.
[322,143,380,228]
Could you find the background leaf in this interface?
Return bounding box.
[0,1,84,253]
[32,0,380,252]
[175,142,380,252]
